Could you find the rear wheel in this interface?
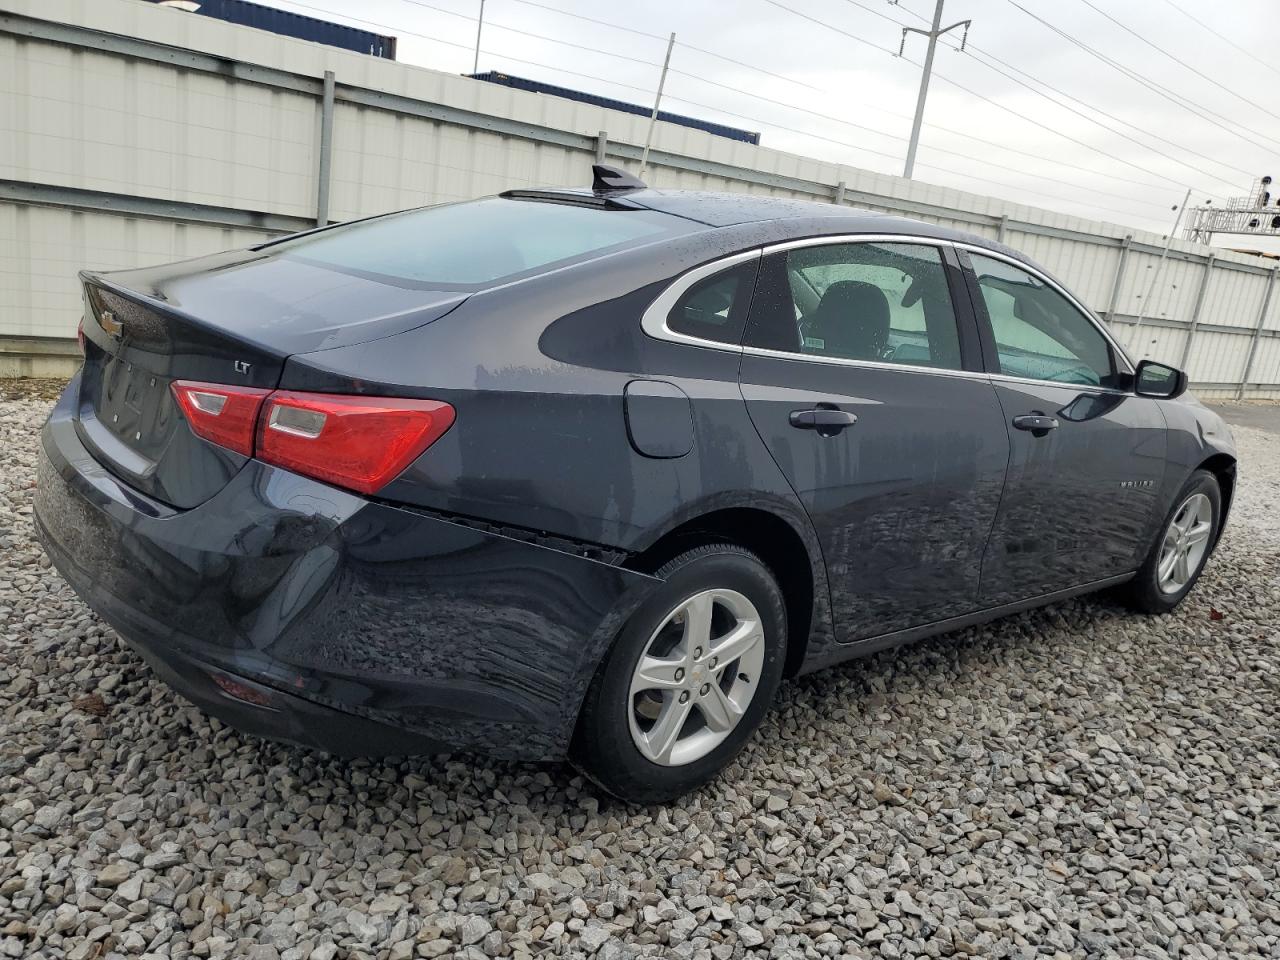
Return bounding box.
[1122,469,1221,613]
[571,545,786,803]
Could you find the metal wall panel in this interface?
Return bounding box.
[0,34,320,218]
[1249,338,1280,386]
[1200,265,1269,330]
[0,200,273,338]
[1121,322,1189,369]
[1262,272,1280,332]
[1183,330,1252,384]
[3,0,1280,392]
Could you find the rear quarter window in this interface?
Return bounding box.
[271,197,694,289]
[666,260,759,345]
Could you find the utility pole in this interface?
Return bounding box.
[1128,188,1192,355]
[898,0,970,179]
[639,32,676,180]
[472,0,484,74]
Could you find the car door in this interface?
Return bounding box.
[739,237,1010,643]
[960,248,1168,605]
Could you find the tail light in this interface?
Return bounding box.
[171,382,271,456]
[258,392,455,495]
[170,381,454,495]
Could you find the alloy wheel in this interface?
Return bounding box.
[627,588,766,766]
[1157,492,1213,594]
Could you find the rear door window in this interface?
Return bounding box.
[746,241,965,371]
[271,197,696,289]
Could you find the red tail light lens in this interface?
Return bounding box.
[171,381,271,456]
[258,391,455,495]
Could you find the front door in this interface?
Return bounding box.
[962,250,1168,605]
[739,238,1010,642]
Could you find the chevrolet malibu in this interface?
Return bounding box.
[35,166,1236,802]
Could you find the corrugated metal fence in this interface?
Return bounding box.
[3,0,1279,396]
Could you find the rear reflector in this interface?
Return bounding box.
[171,381,271,456]
[258,391,455,495]
[210,672,275,708]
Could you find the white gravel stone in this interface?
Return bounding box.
[2,387,1280,959]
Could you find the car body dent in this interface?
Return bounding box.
[37,379,661,759]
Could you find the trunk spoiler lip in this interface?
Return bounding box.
[78,268,472,361]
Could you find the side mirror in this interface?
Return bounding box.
[1134,359,1188,399]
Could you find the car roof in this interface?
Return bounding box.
[514,186,1007,252]
[630,188,898,228]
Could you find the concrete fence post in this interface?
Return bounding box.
[595,130,608,164]
[833,181,846,205]
[1179,253,1215,371]
[1237,265,1279,400]
[997,215,1009,243]
[316,70,335,226]
[1103,235,1133,325]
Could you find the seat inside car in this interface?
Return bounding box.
[808,280,890,360]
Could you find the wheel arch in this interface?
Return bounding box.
[623,506,820,677]
[1197,452,1237,545]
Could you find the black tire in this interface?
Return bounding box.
[1121,469,1221,614]
[570,544,787,804]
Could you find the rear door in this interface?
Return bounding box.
[960,249,1167,604]
[739,237,1010,643]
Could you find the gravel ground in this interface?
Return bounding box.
[2,388,1278,960]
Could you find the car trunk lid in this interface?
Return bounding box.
[75,252,467,508]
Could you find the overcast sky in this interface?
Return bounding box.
[258,0,1280,253]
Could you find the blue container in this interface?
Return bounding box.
[158,0,396,59]
[469,71,760,145]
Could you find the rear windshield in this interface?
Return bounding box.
[271,197,693,288]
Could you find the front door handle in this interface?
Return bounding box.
[790,408,859,435]
[1012,413,1059,437]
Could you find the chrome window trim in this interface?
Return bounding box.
[639,249,762,348]
[952,240,1136,376]
[739,344,990,382]
[760,233,953,256]
[641,234,1139,394]
[987,372,1128,396]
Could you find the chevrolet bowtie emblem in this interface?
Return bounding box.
[99,310,123,339]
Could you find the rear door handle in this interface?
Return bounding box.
[1012,413,1059,436]
[790,408,859,434]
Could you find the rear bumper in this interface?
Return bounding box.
[34,377,660,760]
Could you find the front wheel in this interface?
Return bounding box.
[1122,469,1221,613]
[571,545,787,803]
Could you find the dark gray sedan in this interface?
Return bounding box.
[35,166,1236,802]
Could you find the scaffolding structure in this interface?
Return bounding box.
[1185,177,1280,244]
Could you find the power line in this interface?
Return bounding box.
[512,0,1227,204]
[1074,0,1273,117]
[960,46,1252,185]
[494,0,823,91]
[769,0,1229,193]
[397,0,1186,211]
[656,91,1176,215]
[956,47,1241,192]
[268,0,1188,223]
[399,0,830,126]
[853,0,1241,195]
[915,61,1225,194]
[1004,0,1280,155]
[1156,0,1280,83]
